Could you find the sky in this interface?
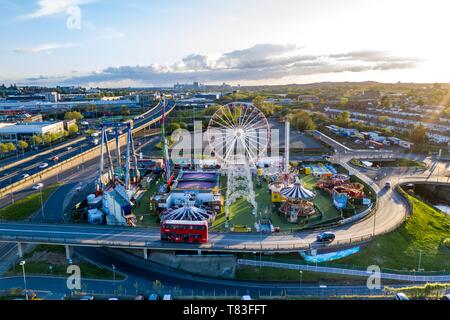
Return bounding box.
[0,0,450,88]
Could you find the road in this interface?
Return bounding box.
[0,99,174,206]
[0,247,393,298]
[0,100,175,189]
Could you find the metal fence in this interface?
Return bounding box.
[238,259,450,282]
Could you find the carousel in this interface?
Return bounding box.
[279,177,317,223]
[160,194,215,222]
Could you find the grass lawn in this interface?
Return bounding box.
[211,174,341,232]
[0,184,60,220]
[134,176,168,227]
[335,189,450,272]
[6,244,125,280]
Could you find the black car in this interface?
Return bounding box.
[316,232,336,242]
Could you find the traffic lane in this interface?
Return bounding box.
[0,132,154,207]
[0,101,169,189]
[0,140,90,187]
[76,247,386,296]
[0,136,87,169]
[0,155,99,210]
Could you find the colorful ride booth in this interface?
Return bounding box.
[277,178,319,224]
[152,171,223,222]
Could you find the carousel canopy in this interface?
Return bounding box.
[161,204,211,221]
[280,178,315,200]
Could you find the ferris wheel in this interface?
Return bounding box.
[206,102,270,165]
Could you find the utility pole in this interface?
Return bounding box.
[39,188,45,220]
[20,260,28,300]
[418,250,423,271]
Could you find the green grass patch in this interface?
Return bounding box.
[134,178,163,227]
[7,245,125,280]
[211,174,342,232]
[335,188,450,272]
[235,266,406,285]
[0,184,60,220]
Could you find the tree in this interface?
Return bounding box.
[68,123,79,135]
[378,115,389,123]
[64,111,84,121]
[31,135,43,146]
[335,111,351,127]
[0,143,8,154]
[380,96,392,108]
[17,140,28,153]
[43,134,52,145]
[167,123,181,132]
[290,111,316,131]
[410,124,428,144]
[5,142,16,152]
[338,97,349,107]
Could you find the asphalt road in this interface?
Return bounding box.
[0,99,173,192]
[0,247,392,298]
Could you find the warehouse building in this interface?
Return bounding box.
[0,121,64,143]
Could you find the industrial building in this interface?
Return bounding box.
[0,121,64,143]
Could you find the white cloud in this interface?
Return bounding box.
[19,44,421,87]
[14,43,78,54]
[21,0,96,19]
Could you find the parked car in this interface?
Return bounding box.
[241,295,252,300]
[32,183,44,190]
[395,293,409,300]
[162,294,172,300]
[39,163,49,169]
[134,294,145,300]
[440,294,450,300]
[148,293,159,300]
[80,296,94,300]
[107,297,119,300]
[385,181,392,189]
[316,232,336,242]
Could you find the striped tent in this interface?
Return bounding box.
[161,204,212,221]
[280,178,315,201]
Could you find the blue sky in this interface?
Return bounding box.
[1,0,449,87]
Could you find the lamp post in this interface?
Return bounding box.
[39,188,45,220]
[299,270,303,294]
[19,260,28,300]
[112,264,116,295]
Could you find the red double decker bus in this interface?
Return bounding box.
[160,220,208,244]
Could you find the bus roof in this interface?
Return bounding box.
[162,220,208,225]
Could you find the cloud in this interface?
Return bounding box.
[14,43,78,54]
[21,44,421,86]
[21,0,96,19]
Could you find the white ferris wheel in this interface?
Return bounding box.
[207,102,270,225]
[206,102,270,166]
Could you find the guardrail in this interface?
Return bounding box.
[237,259,450,282]
[0,136,87,173]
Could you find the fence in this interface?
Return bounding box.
[238,259,450,282]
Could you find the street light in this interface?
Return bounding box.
[112,264,116,295]
[299,271,303,293]
[19,260,28,300]
[39,188,45,220]
[112,264,116,282]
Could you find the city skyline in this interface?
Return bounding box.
[1,0,450,87]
